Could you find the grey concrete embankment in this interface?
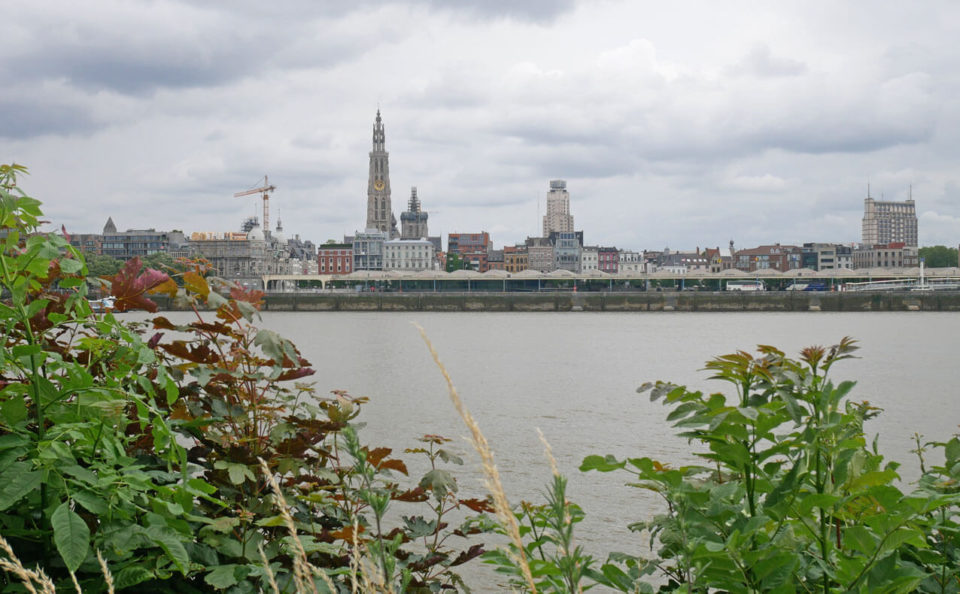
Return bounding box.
[218,291,960,312]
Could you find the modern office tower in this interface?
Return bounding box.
[862,190,918,247]
[542,179,574,237]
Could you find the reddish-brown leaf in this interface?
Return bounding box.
[152,316,178,330]
[378,459,408,475]
[147,332,164,349]
[159,340,221,365]
[458,498,496,513]
[216,302,242,323]
[450,544,485,567]
[408,553,447,572]
[169,402,193,421]
[276,367,316,382]
[329,524,365,542]
[109,257,171,313]
[419,434,451,444]
[189,321,237,336]
[230,285,265,307]
[393,487,428,503]
[365,447,392,467]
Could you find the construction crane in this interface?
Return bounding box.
[234,175,276,232]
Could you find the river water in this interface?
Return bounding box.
[128,311,960,589]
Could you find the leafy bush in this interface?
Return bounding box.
[0,166,494,592]
[580,339,960,593]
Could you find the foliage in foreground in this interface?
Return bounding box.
[492,338,959,592]
[0,165,494,592]
[2,164,959,593]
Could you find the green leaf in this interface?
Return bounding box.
[113,565,155,590]
[419,469,458,498]
[254,329,293,363]
[214,460,255,485]
[52,502,90,572]
[11,344,42,357]
[255,515,287,528]
[72,490,109,515]
[0,434,30,451]
[437,449,464,465]
[62,464,99,486]
[843,525,877,555]
[59,258,84,274]
[798,493,839,516]
[0,461,43,510]
[0,397,28,425]
[580,455,627,472]
[205,290,228,310]
[600,563,635,590]
[146,525,190,575]
[403,515,438,539]
[205,564,240,589]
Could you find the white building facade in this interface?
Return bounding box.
[618,250,643,273]
[580,246,598,272]
[383,239,436,271]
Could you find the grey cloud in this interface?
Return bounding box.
[0,98,98,139]
[727,45,807,78]
[6,5,371,97]
[182,0,578,23]
[418,0,577,23]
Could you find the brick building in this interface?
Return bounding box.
[318,243,353,275]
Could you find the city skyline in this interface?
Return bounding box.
[3,1,959,250]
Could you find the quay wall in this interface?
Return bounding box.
[202,291,960,312]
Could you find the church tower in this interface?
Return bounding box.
[366,110,397,236]
[401,186,429,239]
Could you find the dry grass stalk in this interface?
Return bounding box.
[414,323,538,593]
[257,457,322,594]
[349,519,361,594]
[0,534,56,594]
[95,550,115,594]
[0,559,40,594]
[536,428,560,478]
[258,544,281,594]
[349,524,393,594]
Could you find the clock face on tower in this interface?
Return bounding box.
[374,180,385,191]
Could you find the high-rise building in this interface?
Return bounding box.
[861,191,918,247]
[400,186,429,239]
[366,110,398,237]
[542,179,574,237]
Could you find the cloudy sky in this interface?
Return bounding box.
[4,0,959,251]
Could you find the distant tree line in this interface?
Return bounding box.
[918,245,958,267]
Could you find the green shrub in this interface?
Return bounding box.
[0,165,494,592]
[581,339,960,593]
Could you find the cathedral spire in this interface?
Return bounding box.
[366,110,395,236]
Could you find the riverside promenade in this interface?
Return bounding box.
[231,290,960,312]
